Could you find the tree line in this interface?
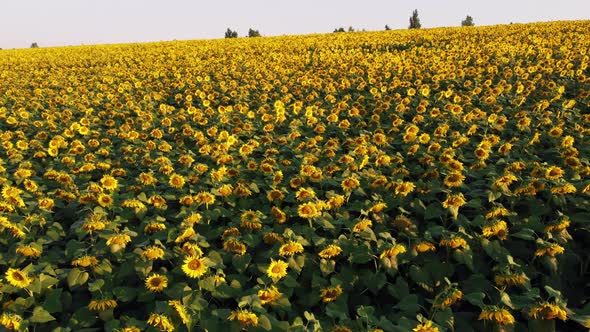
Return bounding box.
[225,10,475,39]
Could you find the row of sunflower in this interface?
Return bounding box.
[0,20,589,331]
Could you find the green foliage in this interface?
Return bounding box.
[409,9,421,29]
[462,15,475,27]
[248,28,261,37]
[224,28,238,38]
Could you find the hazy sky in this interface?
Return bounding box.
[1,0,588,49]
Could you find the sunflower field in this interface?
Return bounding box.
[0,20,589,332]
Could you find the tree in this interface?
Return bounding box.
[385,25,391,31]
[333,27,346,33]
[224,28,238,38]
[461,15,475,27]
[409,9,421,29]
[248,28,261,37]
[347,26,355,32]
[30,42,39,48]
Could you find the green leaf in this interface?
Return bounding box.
[362,271,387,294]
[67,268,89,289]
[31,306,56,323]
[425,203,444,220]
[350,245,372,264]
[88,279,105,292]
[500,292,514,309]
[319,259,335,275]
[258,314,272,331]
[93,260,113,275]
[232,254,251,273]
[43,288,63,313]
[528,319,555,332]
[464,292,486,307]
[113,287,137,302]
[394,294,420,313]
[433,308,454,330]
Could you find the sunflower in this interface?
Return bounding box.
[353,218,373,233]
[380,244,406,259]
[106,234,132,247]
[266,189,284,202]
[263,232,284,245]
[442,193,467,219]
[413,320,439,332]
[258,285,283,305]
[97,193,114,208]
[551,184,577,194]
[279,241,304,256]
[195,192,215,207]
[295,187,316,201]
[544,217,571,233]
[0,313,23,331]
[341,177,360,191]
[535,243,564,257]
[443,171,465,188]
[228,310,259,327]
[482,220,509,240]
[138,172,157,186]
[297,202,321,219]
[327,195,346,209]
[168,173,185,189]
[5,268,31,288]
[433,288,463,309]
[331,326,352,332]
[144,222,166,234]
[72,256,99,267]
[318,244,343,259]
[38,197,55,210]
[494,273,529,287]
[393,181,415,197]
[145,273,168,292]
[478,306,515,325]
[485,207,511,219]
[529,302,568,321]
[182,256,208,278]
[15,245,42,258]
[147,313,175,332]
[169,300,190,325]
[267,259,288,282]
[223,238,247,255]
[474,147,490,160]
[414,241,436,253]
[142,246,165,260]
[88,299,118,311]
[320,285,343,302]
[183,212,202,226]
[545,166,564,180]
[439,236,468,250]
[175,226,196,243]
[240,210,262,230]
[100,175,118,191]
[367,202,386,214]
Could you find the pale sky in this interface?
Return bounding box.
[0,0,588,49]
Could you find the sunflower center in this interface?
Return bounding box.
[150,278,162,286]
[271,265,282,273]
[188,259,201,270]
[12,272,25,281]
